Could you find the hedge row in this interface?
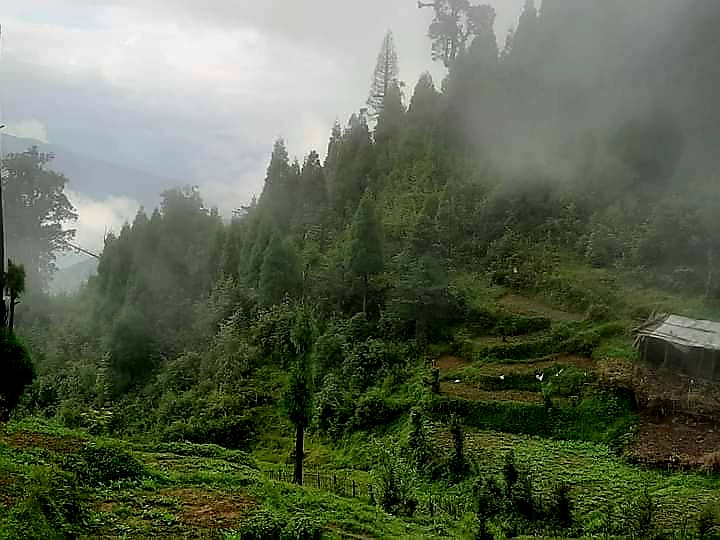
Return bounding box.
[464,322,626,362]
[465,307,553,337]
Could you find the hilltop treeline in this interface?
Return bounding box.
[10,0,720,441]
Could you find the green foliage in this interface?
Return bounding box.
[232,511,323,540]
[429,392,636,444]
[67,443,145,486]
[373,444,418,516]
[348,193,384,312]
[0,468,85,540]
[0,329,35,421]
[698,503,720,540]
[2,147,78,289]
[259,235,302,307]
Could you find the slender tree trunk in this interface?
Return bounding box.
[0,160,5,328]
[8,296,16,331]
[362,274,368,314]
[294,424,304,486]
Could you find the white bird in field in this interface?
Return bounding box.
[454,379,461,384]
[536,373,545,383]
[499,375,506,381]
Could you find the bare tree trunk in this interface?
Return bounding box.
[294,425,304,486]
[8,295,16,331]
[363,274,368,314]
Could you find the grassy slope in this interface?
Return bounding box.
[4,270,720,538]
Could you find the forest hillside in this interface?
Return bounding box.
[3,1,720,539]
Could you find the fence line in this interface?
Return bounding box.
[263,466,467,520]
[265,467,375,502]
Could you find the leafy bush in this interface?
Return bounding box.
[0,329,35,421]
[233,511,323,540]
[234,510,284,540]
[698,503,720,540]
[68,443,145,486]
[281,516,323,540]
[349,388,404,432]
[162,413,255,450]
[545,481,573,527]
[0,468,85,540]
[469,322,626,361]
[374,444,418,516]
[141,441,255,466]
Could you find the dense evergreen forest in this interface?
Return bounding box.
[4,1,720,538]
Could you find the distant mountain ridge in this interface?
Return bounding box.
[2,133,172,208]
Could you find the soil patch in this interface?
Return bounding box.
[440,381,542,403]
[160,488,256,529]
[630,412,720,470]
[0,473,19,507]
[476,355,595,376]
[436,355,469,371]
[499,294,581,321]
[1,431,86,454]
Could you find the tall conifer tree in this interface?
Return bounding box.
[368,31,400,118]
[348,192,384,313]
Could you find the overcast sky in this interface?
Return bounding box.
[1,0,524,251]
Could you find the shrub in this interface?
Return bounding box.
[585,303,612,322]
[234,511,284,540]
[374,445,418,516]
[625,489,656,540]
[698,504,720,540]
[281,516,323,540]
[350,389,403,432]
[233,511,323,540]
[162,414,255,450]
[69,443,145,486]
[546,481,573,528]
[448,416,467,483]
[0,329,35,421]
[0,468,85,540]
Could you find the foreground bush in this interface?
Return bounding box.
[0,329,35,422]
[66,443,146,486]
[232,511,323,540]
[0,468,85,540]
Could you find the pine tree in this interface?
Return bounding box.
[333,114,373,221]
[507,0,538,65]
[259,139,297,230]
[259,235,302,306]
[348,192,384,313]
[295,150,327,230]
[374,82,406,177]
[408,73,440,125]
[368,31,400,118]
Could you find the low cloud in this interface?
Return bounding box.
[66,190,140,253]
[4,119,49,143]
